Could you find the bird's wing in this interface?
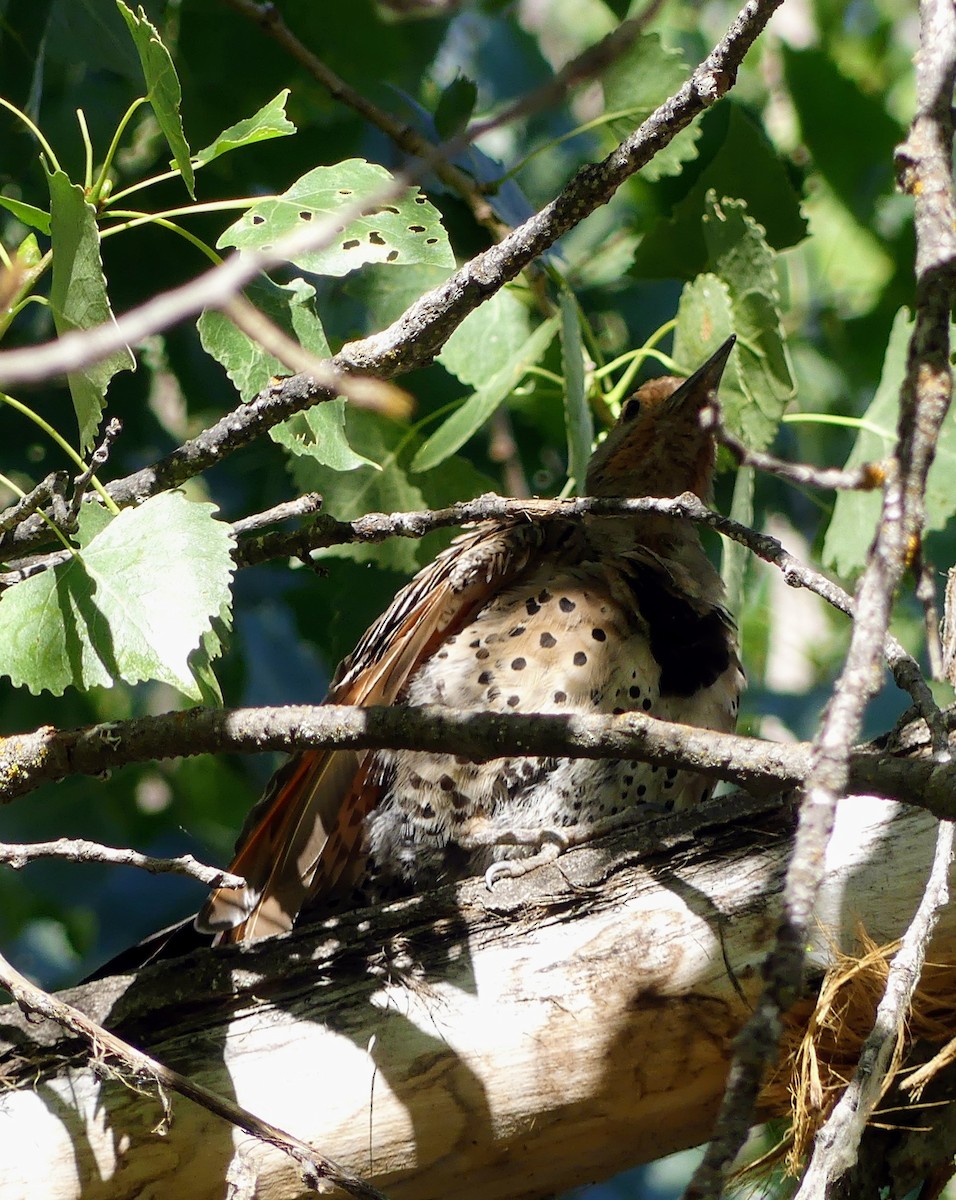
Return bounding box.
[197,518,554,942]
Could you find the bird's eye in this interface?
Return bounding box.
[621,396,642,422]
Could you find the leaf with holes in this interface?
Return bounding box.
[218,160,454,276]
[0,493,235,699]
[117,1,194,195]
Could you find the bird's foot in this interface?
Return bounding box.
[483,835,567,888]
[457,822,568,888]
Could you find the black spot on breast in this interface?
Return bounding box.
[592,627,607,642]
[559,597,575,613]
[627,564,732,697]
[573,651,587,666]
[554,690,567,703]
[540,632,557,648]
[511,657,527,670]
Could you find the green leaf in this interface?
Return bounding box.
[434,75,478,140]
[198,275,329,402]
[197,274,373,471]
[193,90,296,168]
[272,399,378,472]
[75,500,113,544]
[632,105,807,279]
[0,195,51,235]
[437,287,532,387]
[602,33,700,181]
[700,194,795,449]
[673,272,736,378]
[289,409,496,574]
[116,1,194,196]
[47,170,135,450]
[559,291,592,492]
[218,160,454,276]
[0,493,235,700]
[413,315,560,472]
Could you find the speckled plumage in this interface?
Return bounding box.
[200,338,744,943]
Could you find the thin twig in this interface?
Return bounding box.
[230,492,325,537]
[0,471,67,536]
[716,417,887,493]
[0,947,390,1200]
[0,837,245,890]
[67,418,122,525]
[793,820,954,1197]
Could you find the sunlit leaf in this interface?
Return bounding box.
[218,160,454,276]
[0,494,235,700]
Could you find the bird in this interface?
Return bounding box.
[195,334,744,946]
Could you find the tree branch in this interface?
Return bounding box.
[0,838,245,890]
[2,701,956,821]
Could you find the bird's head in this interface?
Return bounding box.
[585,336,735,501]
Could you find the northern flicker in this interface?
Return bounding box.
[199,336,744,944]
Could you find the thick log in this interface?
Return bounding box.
[0,790,951,1200]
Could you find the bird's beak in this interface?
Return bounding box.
[666,335,736,412]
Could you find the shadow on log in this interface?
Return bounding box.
[0,788,952,1199]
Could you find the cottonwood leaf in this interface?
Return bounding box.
[47,170,135,449]
[437,287,532,388]
[198,276,373,471]
[0,494,235,699]
[194,90,296,168]
[117,1,194,195]
[413,316,560,472]
[218,160,454,276]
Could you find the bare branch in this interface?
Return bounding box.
[0,946,390,1200]
[0,838,245,890]
[716,416,887,493]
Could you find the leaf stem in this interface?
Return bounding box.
[0,394,119,514]
[90,97,149,205]
[76,109,94,191]
[0,97,61,173]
